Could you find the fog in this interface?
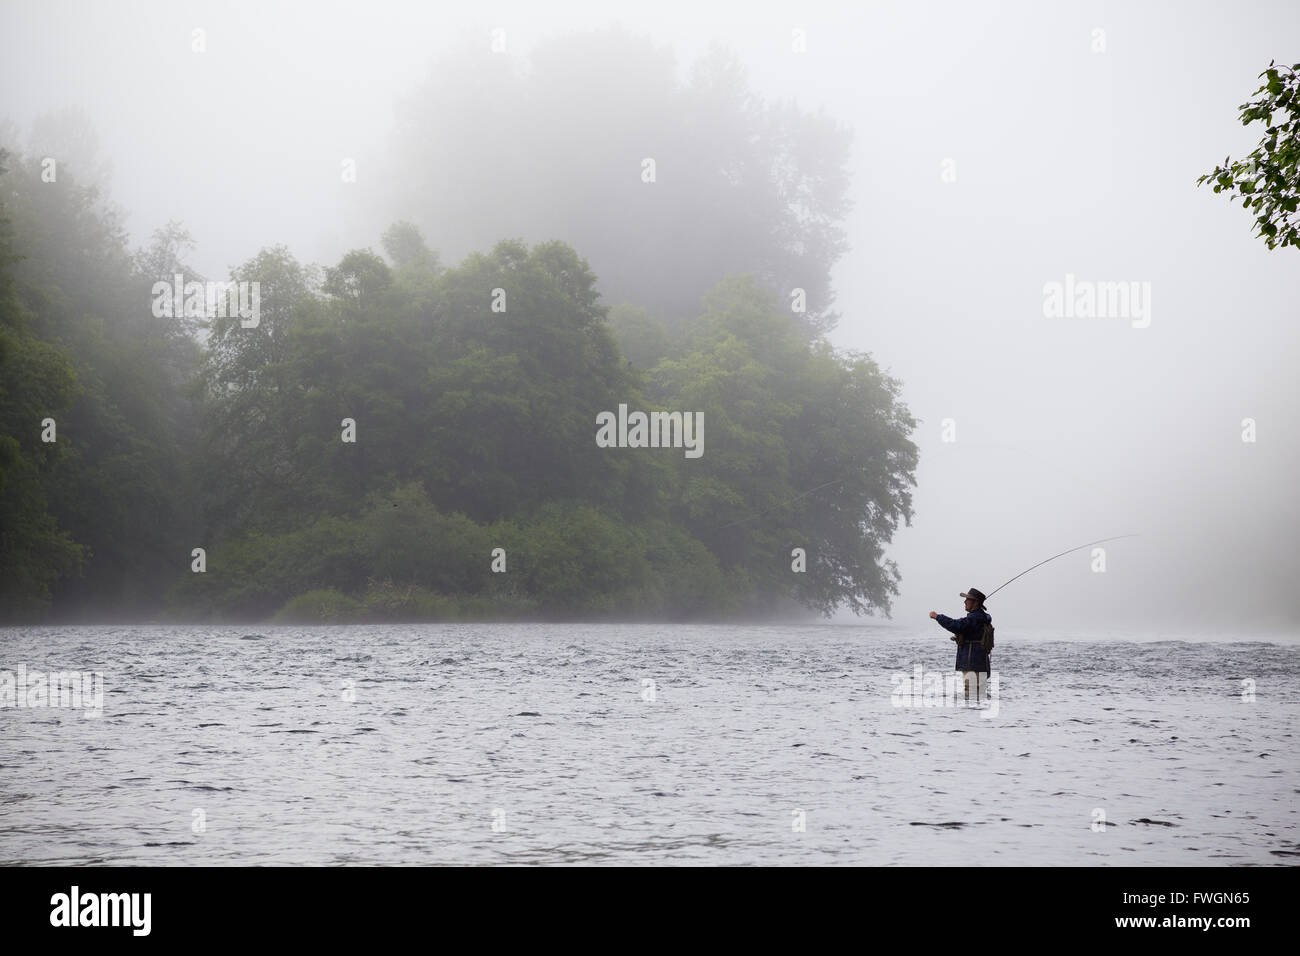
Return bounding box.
[2,0,1296,632]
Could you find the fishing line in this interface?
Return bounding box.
[934,435,1141,598]
[985,534,1139,599]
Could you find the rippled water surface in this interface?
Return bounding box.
[2,624,1297,865]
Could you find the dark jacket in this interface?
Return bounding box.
[935,608,992,674]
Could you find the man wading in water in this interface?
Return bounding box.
[929,588,992,702]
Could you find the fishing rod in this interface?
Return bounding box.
[986,534,1139,599]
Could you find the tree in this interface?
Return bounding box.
[384,29,853,335]
[322,249,392,313]
[195,246,320,536]
[0,150,87,614]
[1198,61,1300,250]
[381,220,440,273]
[0,139,200,619]
[647,275,918,616]
[422,239,643,521]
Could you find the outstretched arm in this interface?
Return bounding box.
[934,611,980,637]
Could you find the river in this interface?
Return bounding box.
[2,623,1296,865]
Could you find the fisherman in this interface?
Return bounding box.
[929,588,992,702]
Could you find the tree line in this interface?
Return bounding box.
[0,31,918,622]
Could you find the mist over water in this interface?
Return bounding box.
[1,0,1298,875]
[3,624,1296,865]
[1,0,1297,631]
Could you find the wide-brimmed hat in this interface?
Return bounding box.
[960,587,987,606]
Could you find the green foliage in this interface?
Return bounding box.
[608,303,677,370]
[645,276,917,616]
[1198,61,1300,250]
[272,588,362,623]
[0,135,201,618]
[182,483,728,620]
[0,150,88,615]
[0,103,918,623]
[381,220,440,274]
[175,514,365,620]
[270,584,539,624]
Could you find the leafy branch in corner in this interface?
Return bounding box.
[1197,60,1300,250]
